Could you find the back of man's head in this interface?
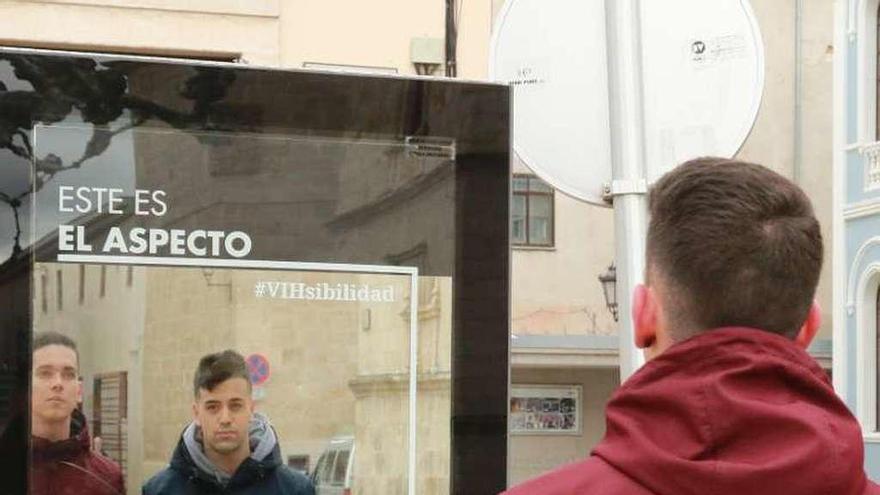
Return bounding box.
[193,350,250,397]
[647,157,823,340]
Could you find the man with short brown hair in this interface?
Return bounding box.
[143,349,313,494]
[504,158,880,494]
[30,331,124,495]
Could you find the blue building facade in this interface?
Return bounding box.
[835,0,880,477]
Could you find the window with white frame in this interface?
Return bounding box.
[876,285,880,431]
[862,2,880,191]
[860,0,880,143]
[863,267,880,433]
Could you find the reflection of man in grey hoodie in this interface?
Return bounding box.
[142,350,314,495]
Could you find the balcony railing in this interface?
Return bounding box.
[863,142,880,192]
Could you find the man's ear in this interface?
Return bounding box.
[76,378,83,404]
[191,401,199,425]
[633,284,658,349]
[794,300,821,349]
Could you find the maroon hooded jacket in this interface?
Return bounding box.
[504,327,880,495]
[30,409,124,495]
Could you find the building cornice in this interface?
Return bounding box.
[844,198,880,219]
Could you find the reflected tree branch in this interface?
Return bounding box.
[0,54,237,263]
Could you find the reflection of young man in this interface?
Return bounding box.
[143,350,314,495]
[31,331,125,495]
[503,159,880,494]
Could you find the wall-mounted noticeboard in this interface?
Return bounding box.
[510,385,582,435]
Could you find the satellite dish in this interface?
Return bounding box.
[490,0,764,205]
[490,0,610,204]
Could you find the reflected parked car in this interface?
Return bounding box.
[310,436,355,495]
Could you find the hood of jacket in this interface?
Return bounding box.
[170,412,282,490]
[593,327,868,495]
[30,409,125,495]
[31,408,91,462]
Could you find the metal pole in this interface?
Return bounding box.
[605,0,648,380]
[794,0,803,183]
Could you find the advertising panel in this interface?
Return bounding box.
[0,51,510,494]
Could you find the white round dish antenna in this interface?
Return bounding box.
[640,0,764,183]
[490,0,610,204]
[490,0,764,205]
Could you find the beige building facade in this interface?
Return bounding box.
[6,0,837,488]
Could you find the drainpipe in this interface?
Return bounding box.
[445,0,457,77]
[794,0,803,183]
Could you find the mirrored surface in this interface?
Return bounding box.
[0,50,509,495]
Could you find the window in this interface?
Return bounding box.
[78,265,85,305]
[512,175,554,247]
[318,451,337,484]
[857,260,880,431]
[93,372,128,475]
[40,273,48,314]
[870,4,880,190]
[56,270,63,311]
[332,449,350,485]
[287,455,309,475]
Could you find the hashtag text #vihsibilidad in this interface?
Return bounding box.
[254,282,396,302]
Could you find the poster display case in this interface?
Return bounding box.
[0,49,510,495]
[509,385,581,435]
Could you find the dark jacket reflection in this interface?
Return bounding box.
[31,409,125,495]
[142,415,313,495]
